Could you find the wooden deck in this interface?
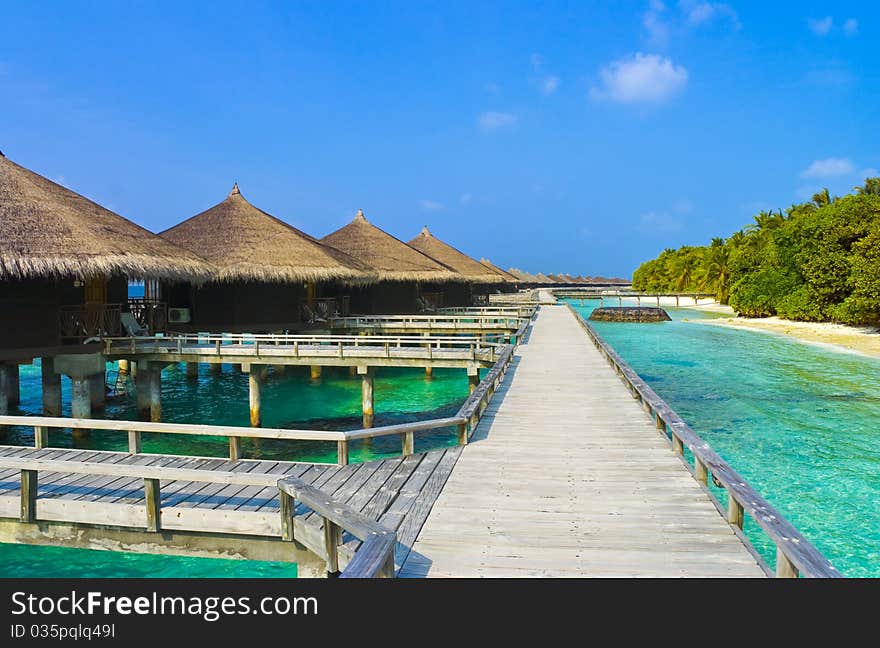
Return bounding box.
[399,305,764,577]
[0,444,461,573]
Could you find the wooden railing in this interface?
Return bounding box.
[330,314,525,334]
[565,304,841,578]
[0,454,394,577]
[278,476,396,578]
[127,299,168,334]
[439,305,537,318]
[102,332,505,364]
[59,303,122,343]
[0,340,517,465]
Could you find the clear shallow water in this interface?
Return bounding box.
[1,362,472,577]
[571,298,880,577]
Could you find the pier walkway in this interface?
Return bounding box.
[400,305,764,577]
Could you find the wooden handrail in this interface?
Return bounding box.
[565,304,841,578]
[278,476,396,578]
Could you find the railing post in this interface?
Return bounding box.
[727,493,744,529]
[402,430,414,456]
[457,422,468,445]
[671,434,684,455]
[229,437,242,460]
[20,469,37,523]
[694,457,708,485]
[337,439,349,466]
[34,426,48,449]
[323,517,340,574]
[279,490,294,541]
[776,548,799,578]
[128,431,142,454]
[144,478,161,532]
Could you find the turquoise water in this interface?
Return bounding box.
[570,298,880,577]
[0,362,472,577]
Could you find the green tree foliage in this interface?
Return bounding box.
[631,178,880,325]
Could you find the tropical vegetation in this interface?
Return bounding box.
[631,178,880,325]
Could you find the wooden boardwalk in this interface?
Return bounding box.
[0,444,461,573]
[399,305,764,577]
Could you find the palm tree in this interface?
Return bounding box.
[855,177,880,196]
[811,188,832,208]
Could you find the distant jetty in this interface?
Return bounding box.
[589,307,671,322]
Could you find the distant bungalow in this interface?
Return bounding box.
[321,211,459,313]
[407,226,507,305]
[478,258,520,284]
[0,152,214,357]
[159,184,375,331]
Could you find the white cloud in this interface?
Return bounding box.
[843,18,858,36]
[459,192,472,205]
[539,75,560,95]
[643,2,671,49]
[808,16,833,36]
[801,157,855,178]
[590,53,688,104]
[419,199,443,212]
[681,1,740,28]
[639,211,682,233]
[479,111,518,131]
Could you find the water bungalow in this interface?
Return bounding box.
[407,226,504,305]
[478,258,520,284]
[0,152,213,418]
[321,211,459,313]
[159,184,376,331]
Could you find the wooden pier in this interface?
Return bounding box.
[0,302,839,578]
[399,304,838,577]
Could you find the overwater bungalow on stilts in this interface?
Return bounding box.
[479,258,520,286]
[159,184,376,332]
[406,226,506,306]
[0,152,214,425]
[321,211,459,313]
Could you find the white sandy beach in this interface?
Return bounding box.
[689,311,880,360]
[607,296,880,360]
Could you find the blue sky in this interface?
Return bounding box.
[1,1,877,277]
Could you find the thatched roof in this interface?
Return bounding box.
[478,258,519,283]
[407,227,502,284]
[322,211,458,282]
[0,153,215,282]
[161,185,376,284]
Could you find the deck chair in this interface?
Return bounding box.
[121,311,149,336]
[303,303,328,325]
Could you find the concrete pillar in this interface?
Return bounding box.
[468,366,480,394]
[359,366,374,428]
[70,377,91,440]
[186,362,199,379]
[425,366,434,378]
[89,370,106,411]
[348,365,357,377]
[148,367,162,423]
[7,365,20,407]
[136,365,151,421]
[41,357,62,417]
[310,365,322,380]
[247,365,267,427]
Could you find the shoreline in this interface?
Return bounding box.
[691,314,880,360]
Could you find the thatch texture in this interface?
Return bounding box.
[407,227,502,284]
[478,258,519,283]
[0,154,215,282]
[161,185,376,284]
[322,211,458,282]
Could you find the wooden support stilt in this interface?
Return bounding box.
[359,366,374,428]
